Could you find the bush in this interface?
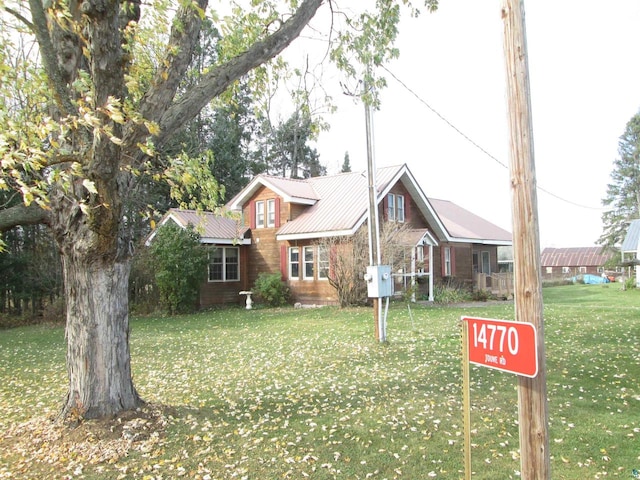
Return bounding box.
[433,278,472,304]
[253,273,290,307]
[149,222,208,314]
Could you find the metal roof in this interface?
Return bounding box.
[227,174,319,210]
[275,165,453,241]
[621,219,640,253]
[154,209,251,245]
[540,246,612,267]
[428,198,512,244]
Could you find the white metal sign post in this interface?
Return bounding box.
[461,316,539,479]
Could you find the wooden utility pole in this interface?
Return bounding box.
[501,1,550,478]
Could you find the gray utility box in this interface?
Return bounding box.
[364,265,392,298]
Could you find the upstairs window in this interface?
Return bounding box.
[255,201,265,228]
[387,194,395,221]
[267,199,276,227]
[387,193,405,223]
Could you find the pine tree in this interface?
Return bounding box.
[341,152,352,173]
[599,111,640,249]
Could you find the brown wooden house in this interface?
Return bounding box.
[156,164,512,307]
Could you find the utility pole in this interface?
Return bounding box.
[363,78,388,342]
[502,1,550,478]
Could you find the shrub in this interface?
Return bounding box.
[253,273,290,307]
[149,223,208,314]
[433,278,472,304]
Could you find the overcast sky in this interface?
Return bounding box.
[297,0,640,248]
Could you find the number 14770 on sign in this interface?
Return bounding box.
[463,317,538,378]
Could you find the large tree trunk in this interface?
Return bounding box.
[60,253,142,420]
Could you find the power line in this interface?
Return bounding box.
[381,65,606,211]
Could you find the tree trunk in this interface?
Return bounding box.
[60,253,142,420]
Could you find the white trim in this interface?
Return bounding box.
[303,245,315,280]
[289,246,300,280]
[200,237,251,245]
[228,176,317,211]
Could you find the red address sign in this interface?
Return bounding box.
[463,316,538,378]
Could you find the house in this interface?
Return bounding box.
[620,219,640,287]
[156,164,512,307]
[540,246,613,279]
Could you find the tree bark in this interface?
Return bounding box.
[60,253,142,419]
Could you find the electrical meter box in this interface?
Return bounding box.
[364,265,392,298]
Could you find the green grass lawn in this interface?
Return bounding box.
[0,284,639,479]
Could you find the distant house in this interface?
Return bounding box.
[540,247,613,278]
[620,219,640,287]
[155,164,512,307]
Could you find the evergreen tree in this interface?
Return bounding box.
[599,111,640,249]
[341,152,352,173]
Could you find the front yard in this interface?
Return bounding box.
[0,285,638,479]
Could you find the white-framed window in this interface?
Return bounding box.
[579,266,587,273]
[289,247,300,279]
[444,247,452,277]
[562,266,570,274]
[387,193,405,223]
[546,267,553,274]
[208,247,239,282]
[303,246,314,280]
[267,199,276,227]
[387,194,395,221]
[318,245,329,280]
[255,200,265,228]
[396,194,405,222]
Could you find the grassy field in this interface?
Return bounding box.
[0,284,638,479]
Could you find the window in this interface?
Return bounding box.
[318,246,329,280]
[255,201,265,228]
[303,246,314,279]
[387,193,405,223]
[546,267,553,274]
[289,247,300,279]
[416,246,425,273]
[396,195,405,222]
[387,194,395,221]
[208,247,239,282]
[481,251,491,274]
[562,266,570,274]
[267,199,276,227]
[444,247,452,276]
[579,266,587,273]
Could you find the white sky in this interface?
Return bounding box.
[296,0,640,248]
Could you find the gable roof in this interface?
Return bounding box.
[428,198,512,245]
[272,164,451,241]
[621,219,640,253]
[540,247,612,267]
[227,174,319,209]
[147,208,251,245]
[226,164,511,246]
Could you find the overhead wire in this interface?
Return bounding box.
[381,65,607,211]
